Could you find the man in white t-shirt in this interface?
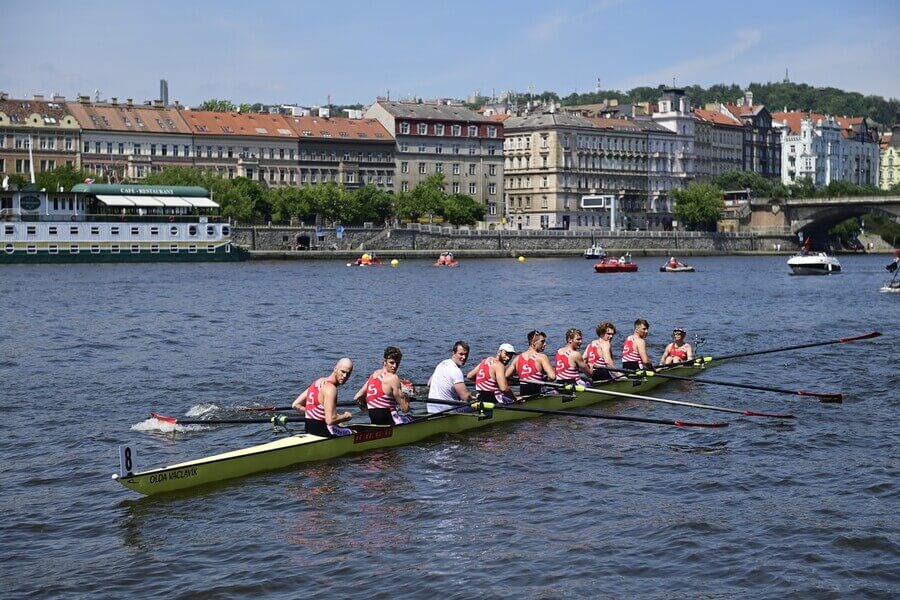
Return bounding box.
[426,341,480,413]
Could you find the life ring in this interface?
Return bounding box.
[212,216,220,223]
[168,215,175,223]
[71,215,77,222]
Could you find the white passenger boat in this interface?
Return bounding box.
[583,244,606,260]
[0,183,247,263]
[787,252,841,275]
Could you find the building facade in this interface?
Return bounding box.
[716,91,781,179]
[774,111,880,187]
[693,108,743,180]
[0,93,81,183]
[66,97,194,181]
[365,100,504,228]
[880,126,900,191]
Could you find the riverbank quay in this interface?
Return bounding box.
[235,223,809,257]
[247,248,804,260]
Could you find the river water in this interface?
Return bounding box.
[1,254,897,599]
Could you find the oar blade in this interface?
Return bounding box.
[742,410,795,419]
[798,391,843,403]
[150,412,177,424]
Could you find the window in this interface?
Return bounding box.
[418,143,426,153]
[170,244,179,253]
[468,125,478,137]
[468,164,477,175]
[207,245,216,253]
[400,122,410,134]
[48,245,58,254]
[401,181,409,192]
[70,244,80,254]
[49,226,58,236]
[151,245,160,254]
[489,183,497,195]
[488,127,497,138]
[419,163,426,174]
[111,245,120,254]
[489,165,497,176]
[401,161,409,173]
[188,226,198,237]
[70,226,79,235]
[435,124,444,136]
[26,226,36,235]
[91,245,101,254]
[469,183,477,195]
[131,244,140,253]
[453,163,460,175]
[435,163,443,173]
[130,227,139,235]
[206,225,215,236]
[452,125,461,136]
[417,123,427,135]
[435,144,443,154]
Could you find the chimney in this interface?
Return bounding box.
[33,94,45,101]
[111,97,118,106]
[152,99,163,108]
[0,91,8,101]
[126,98,133,106]
[78,95,90,103]
[52,95,65,102]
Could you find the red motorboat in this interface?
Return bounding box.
[594,256,638,273]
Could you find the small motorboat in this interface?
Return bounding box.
[583,244,606,260]
[594,255,638,273]
[660,258,694,273]
[349,253,382,267]
[434,252,459,267]
[787,252,841,275]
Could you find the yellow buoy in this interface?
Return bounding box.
[390,259,399,267]
[518,256,525,263]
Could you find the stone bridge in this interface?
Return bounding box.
[748,195,900,237]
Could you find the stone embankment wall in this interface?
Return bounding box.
[233,224,798,256]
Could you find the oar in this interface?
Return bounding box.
[695,331,882,364]
[239,400,358,412]
[545,382,794,419]
[150,412,304,426]
[409,398,727,428]
[595,366,843,403]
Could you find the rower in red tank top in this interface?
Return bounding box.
[293,358,355,437]
[352,346,412,426]
[511,331,556,397]
[661,328,693,365]
[554,328,592,385]
[585,321,621,381]
[467,344,517,404]
[621,318,651,371]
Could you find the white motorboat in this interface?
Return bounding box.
[787,252,842,275]
[583,244,606,260]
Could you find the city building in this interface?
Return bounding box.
[880,123,900,190]
[716,90,781,179]
[774,111,880,187]
[0,93,81,183]
[693,108,743,180]
[365,100,504,228]
[66,97,193,181]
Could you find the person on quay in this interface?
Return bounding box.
[353,346,412,425]
[292,358,355,437]
[621,318,652,371]
[584,321,622,381]
[467,343,518,404]
[509,330,556,396]
[661,328,694,365]
[554,328,593,386]
[426,341,480,414]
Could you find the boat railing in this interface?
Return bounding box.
[8,213,229,224]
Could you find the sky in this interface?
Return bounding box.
[3,0,899,108]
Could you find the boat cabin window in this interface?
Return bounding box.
[188,226,198,237]
[90,226,100,235]
[207,245,215,253]
[48,245,58,254]
[70,226,78,235]
[49,227,58,235]
[27,245,37,254]
[222,225,230,236]
[5,243,14,253]
[151,245,160,253]
[206,226,215,236]
[130,244,140,253]
[111,226,120,236]
[69,245,79,254]
[169,226,178,236]
[188,245,197,253]
[90,245,100,254]
[150,227,159,236]
[170,244,179,253]
[111,245,120,254]
[27,226,36,235]
[131,227,139,236]
[4,225,13,235]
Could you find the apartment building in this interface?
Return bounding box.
[774,111,880,187]
[0,93,80,182]
[365,100,504,228]
[66,97,193,181]
[717,91,781,178]
[693,108,744,180]
[880,124,900,190]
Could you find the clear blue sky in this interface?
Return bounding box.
[3,0,898,107]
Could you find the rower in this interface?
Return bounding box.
[584,321,622,381]
[509,330,556,396]
[353,346,412,425]
[621,318,652,371]
[554,328,593,386]
[467,343,517,404]
[292,358,355,437]
[426,341,479,413]
[661,328,694,364]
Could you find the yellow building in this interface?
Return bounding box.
[880,129,900,191]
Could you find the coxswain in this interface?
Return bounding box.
[669,257,679,268]
[661,328,694,364]
[467,343,517,404]
[584,321,621,381]
[353,346,412,425]
[426,341,480,413]
[509,330,556,396]
[554,328,593,386]
[292,358,355,437]
[621,318,652,371]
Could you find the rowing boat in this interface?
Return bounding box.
[113,363,706,496]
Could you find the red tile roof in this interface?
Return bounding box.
[772,111,866,139]
[180,111,298,138]
[66,102,190,133]
[284,116,393,141]
[693,108,742,127]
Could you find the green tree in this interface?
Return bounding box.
[672,183,724,230]
[441,193,487,226]
[197,99,238,112]
[309,182,347,224]
[347,185,394,224]
[396,174,447,222]
[34,165,102,192]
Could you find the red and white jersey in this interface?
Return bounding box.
[667,343,689,361]
[516,353,545,383]
[365,369,395,409]
[554,348,580,380]
[584,341,609,369]
[474,357,500,392]
[622,335,643,365]
[303,377,333,421]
